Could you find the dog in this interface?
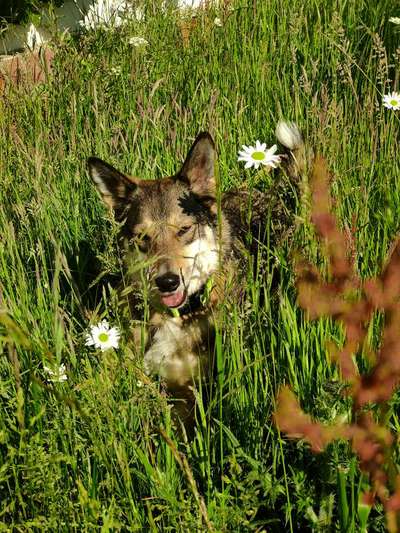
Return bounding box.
[88,122,305,427]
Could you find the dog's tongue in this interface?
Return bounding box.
[161,291,186,308]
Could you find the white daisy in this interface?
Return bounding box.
[238,141,282,170]
[383,91,400,110]
[44,363,68,383]
[85,320,120,352]
[389,17,400,24]
[128,36,149,47]
[214,17,223,27]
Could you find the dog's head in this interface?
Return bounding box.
[88,133,223,310]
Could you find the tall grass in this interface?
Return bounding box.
[0,0,399,530]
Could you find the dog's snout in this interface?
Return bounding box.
[155,272,180,293]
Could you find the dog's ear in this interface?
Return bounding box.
[179,132,216,196]
[88,157,137,219]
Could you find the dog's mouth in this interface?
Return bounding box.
[160,290,187,309]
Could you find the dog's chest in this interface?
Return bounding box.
[143,314,213,388]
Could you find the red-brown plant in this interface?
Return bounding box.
[275,156,400,532]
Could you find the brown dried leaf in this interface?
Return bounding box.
[274,386,346,452]
[310,157,353,281]
[355,305,400,406]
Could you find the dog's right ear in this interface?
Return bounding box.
[88,157,137,218]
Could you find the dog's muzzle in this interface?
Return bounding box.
[155,272,186,308]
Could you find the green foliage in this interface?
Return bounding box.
[0,1,63,25]
[0,0,399,530]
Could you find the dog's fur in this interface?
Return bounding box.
[88,122,305,426]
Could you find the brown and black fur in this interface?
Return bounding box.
[88,123,305,430]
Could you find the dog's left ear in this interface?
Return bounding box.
[179,132,216,196]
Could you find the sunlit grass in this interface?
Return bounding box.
[0,0,399,530]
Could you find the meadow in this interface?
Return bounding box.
[0,0,399,530]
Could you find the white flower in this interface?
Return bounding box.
[383,91,400,110]
[110,66,122,75]
[79,0,139,31]
[44,363,68,383]
[26,23,44,50]
[85,320,120,351]
[214,17,223,27]
[129,36,149,47]
[137,380,144,388]
[238,141,282,170]
[389,17,400,24]
[275,121,302,150]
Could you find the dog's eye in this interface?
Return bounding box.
[177,226,191,237]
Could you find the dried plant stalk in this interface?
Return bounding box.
[275,157,400,532]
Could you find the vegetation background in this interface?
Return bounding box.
[0,0,399,530]
[0,1,64,25]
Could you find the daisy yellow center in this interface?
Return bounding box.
[251,151,265,161]
[391,99,398,106]
[98,332,109,342]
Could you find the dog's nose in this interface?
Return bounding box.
[155,272,180,293]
